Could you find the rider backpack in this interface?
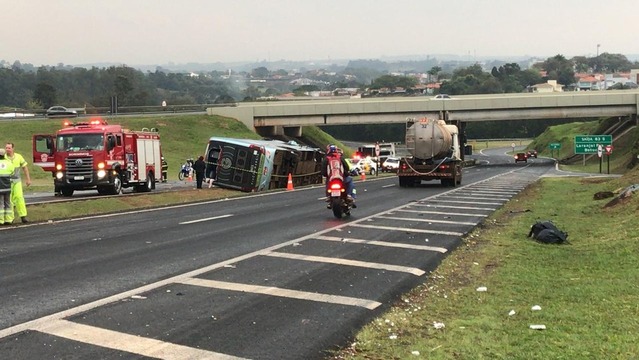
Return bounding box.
[528,220,568,244]
[327,156,344,181]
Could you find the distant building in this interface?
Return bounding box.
[529,80,564,92]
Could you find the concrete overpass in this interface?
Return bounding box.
[207,90,639,136]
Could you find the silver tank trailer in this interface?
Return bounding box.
[405,118,454,160]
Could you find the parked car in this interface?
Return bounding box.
[382,156,400,172]
[514,152,528,163]
[527,149,538,158]
[46,106,78,118]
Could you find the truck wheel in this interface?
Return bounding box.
[111,177,123,195]
[147,172,155,191]
[399,177,408,187]
[60,187,74,197]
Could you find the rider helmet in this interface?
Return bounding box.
[327,144,337,154]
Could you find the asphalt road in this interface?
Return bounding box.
[0,151,563,359]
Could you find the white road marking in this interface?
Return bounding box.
[428,199,503,205]
[443,195,507,201]
[315,235,447,253]
[179,214,233,225]
[349,223,464,236]
[410,204,498,211]
[377,215,476,226]
[39,319,244,360]
[265,252,426,276]
[381,184,395,188]
[177,278,382,310]
[452,193,511,199]
[395,209,488,217]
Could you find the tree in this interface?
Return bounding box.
[541,55,575,87]
[293,85,320,96]
[427,66,442,82]
[251,67,269,78]
[33,82,57,108]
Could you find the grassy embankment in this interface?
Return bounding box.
[330,121,639,359]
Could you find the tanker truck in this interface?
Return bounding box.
[397,117,463,187]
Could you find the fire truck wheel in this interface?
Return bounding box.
[146,172,155,191]
[60,187,74,197]
[111,177,123,195]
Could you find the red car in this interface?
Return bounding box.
[514,152,528,163]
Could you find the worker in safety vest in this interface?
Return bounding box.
[0,148,16,225]
[5,143,31,223]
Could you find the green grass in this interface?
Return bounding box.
[331,170,639,360]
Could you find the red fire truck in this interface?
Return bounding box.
[32,118,163,197]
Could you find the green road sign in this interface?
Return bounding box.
[549,143,561,149]
[574,135,612,154]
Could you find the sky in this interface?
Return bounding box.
[3,0,639,67]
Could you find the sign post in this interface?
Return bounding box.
[575,135,612,167]
[549,142,561,158]
[574,135,612,154]
[598,144,603,173]
[605,145,614,174]
[375,142,380,177]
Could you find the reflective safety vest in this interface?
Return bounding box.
[0,158,15,193]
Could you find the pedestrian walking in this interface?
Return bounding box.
[5,143,31,223]
[0,148,15,225]
[193,155,206,189]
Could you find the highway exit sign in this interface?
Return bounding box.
[574,135,612,154]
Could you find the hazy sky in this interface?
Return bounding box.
[3,0,638,66]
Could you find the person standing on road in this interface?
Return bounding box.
[0,148,15,225]
[5,142,31,223]
[193,155,206,189]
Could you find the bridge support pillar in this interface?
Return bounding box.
[284,126,302,137]
[255,125,284,137]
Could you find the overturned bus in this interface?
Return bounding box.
[204,137,324,192]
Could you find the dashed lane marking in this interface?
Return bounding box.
[428,199,503,206]
[315,235,447,253]
[376,215,476,226]
[39,319,245,360]
[264,252,426,276]
[349,223,464,237]
[394,209,488,217]
[179,214,233,225]
[409,204,498,211]
[176,278,382,310]
[442,195,508,201]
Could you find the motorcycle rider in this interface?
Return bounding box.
[321,144,356,209]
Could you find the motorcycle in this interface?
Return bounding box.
[326,177,354,219]
[178,159,193,181]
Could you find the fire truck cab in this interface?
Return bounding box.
[33,118,163,197]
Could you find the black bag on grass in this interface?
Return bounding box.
[528,220,568,244]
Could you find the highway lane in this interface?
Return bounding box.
[0,154,556,359]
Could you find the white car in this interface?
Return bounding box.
[353,158,378,175]
[432,94,451,99]
[382,156,400,172]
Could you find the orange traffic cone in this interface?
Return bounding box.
[360,170,366,181]
[188,170,193,182]
[286,173,294,191]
